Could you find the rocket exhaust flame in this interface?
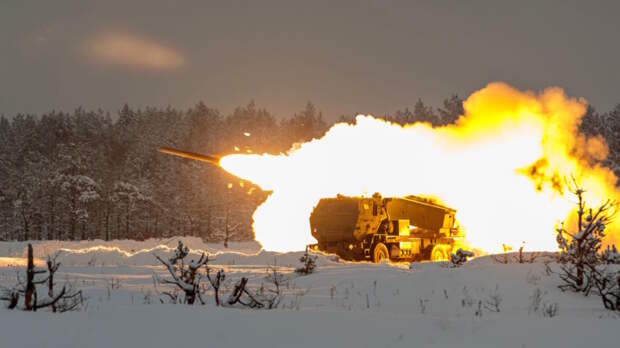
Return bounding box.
[216,83,620,253]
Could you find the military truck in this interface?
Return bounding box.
[309,194,462,262]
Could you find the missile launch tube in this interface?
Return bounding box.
[158,147,220,166]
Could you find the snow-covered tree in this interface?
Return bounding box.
[54,173,100,240]
[556,183,614,294]
[111,182,150,239]
[295,250,318,275]
[580,103,620,178]
[601,245,620,264]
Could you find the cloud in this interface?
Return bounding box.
[85,32,185,70]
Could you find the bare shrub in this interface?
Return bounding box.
[461,286,474,308]
[474,300,483,317]
[589,266,620,311]
[0,244,83,312]
[418,298,429,314]
[141,287,154,304]
[541,301,559,317]
[262,266,287,309]
[493,244,513,264]
[528,288,543,314]
[154,240,208,305]
[226,266,287,309]
[526,269,542,285]
[483,284,502,313]
[105,277,121,299]
[206,268,225,306]
[87,255,98,267]
[285,285,310,310]
[515,244,539,263]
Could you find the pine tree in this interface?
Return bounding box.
[556,183,614,294]
[437,94,464,125]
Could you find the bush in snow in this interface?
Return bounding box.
[555,183,614,294]
[0,244,83,312]
[226,266,286,309]
[206,267,226,306]
[541,301,559,318]
[450,248,474,267]
[601,245,620,264]
[528,287,560,317]
[153,241,289,309]
[154,240,209,305]
[588,261,620,311]
[552,182,620,311]
[295,250,318,275]
[483,284,502,313]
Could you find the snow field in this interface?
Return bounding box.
[0,238,618,348]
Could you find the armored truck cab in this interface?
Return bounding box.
[309,194,462,262]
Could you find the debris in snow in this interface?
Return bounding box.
[450,248,474,267]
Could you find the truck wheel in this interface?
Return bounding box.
[372,243,389,263]
[431,244,451,261]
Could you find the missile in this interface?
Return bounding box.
[158,147,221,166]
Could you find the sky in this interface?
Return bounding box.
[1,0,619,121]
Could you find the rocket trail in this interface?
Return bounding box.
[158,147,221,166]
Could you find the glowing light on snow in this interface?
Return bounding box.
[0,257,44,267]
[219,83,620,253]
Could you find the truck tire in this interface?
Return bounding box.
[431,244,451,261]
[372,243,389,263]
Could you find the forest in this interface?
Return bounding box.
[1,96,618,243]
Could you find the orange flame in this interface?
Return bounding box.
[219,83,619,252]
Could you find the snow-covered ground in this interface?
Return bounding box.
[0,238,617,348]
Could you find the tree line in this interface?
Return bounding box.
[0,100,327,242]
[1,95,618,243]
